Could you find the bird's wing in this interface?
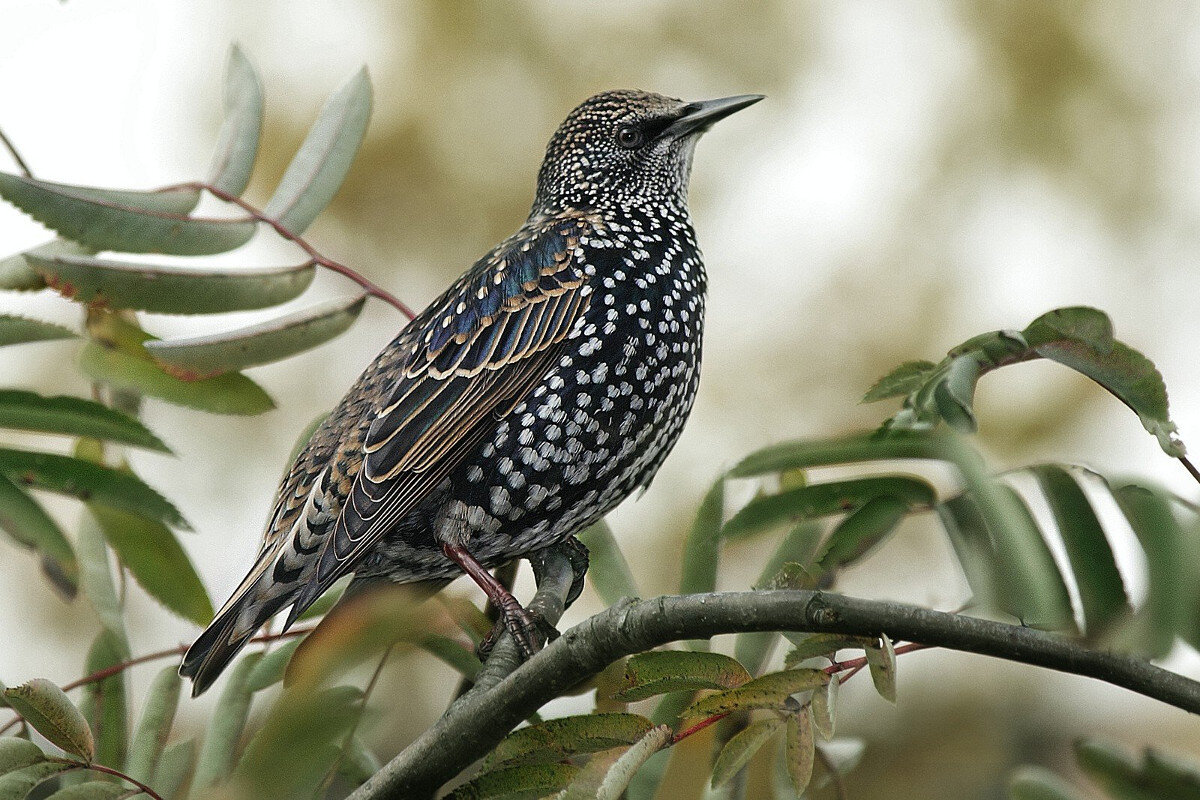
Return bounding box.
[288,214,597,613]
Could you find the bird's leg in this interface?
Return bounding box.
[441,542,543,660]
[560,535,589,607]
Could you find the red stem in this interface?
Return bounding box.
[671,711,730,744]
[51,759,165,800]
[160,181,416,319]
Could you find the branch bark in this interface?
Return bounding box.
[352,589,1200,799]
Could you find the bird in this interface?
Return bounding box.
[180,88,763,696]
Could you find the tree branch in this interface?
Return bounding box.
[353,589,1200,799]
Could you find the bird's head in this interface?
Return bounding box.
[533,89,762,214]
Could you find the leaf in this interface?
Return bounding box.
[577,519,639,605]
[1022,307,1114,351]
[418,633,480,680]
[1032,466,1128,636]
[208,44,264,196]
[0,172,254,256]
[76,509,125,641]
[863,360,937,402]
[865,634,896,703]
[44,781,131,799]
[27,253,315,315]
[0,315,75,346]
[810,671,838,739]
[245,639,304,692]
[612,652,751,702]
[144,294,365,379]
[723,476,934,539]
[89,504,213,625]
[1008,766,1088,800]
[0,448,188,529]
[815,494,910,571]
[682,669,828,718]
[188,652,262,799]
[933,354,981,432]
[0,390,169,452]
[679,477,723,652]
[338,735,381,788]
[232,685,360,800]
[785,710,815,795]
[0,472,76,589]
[585,726,674,800]
[125,666,181,783]
[1036,336,1182,456]
[0,761,74,798]
[79,630,129,770]
[79,342,274,416]
[556,746,627,800]
[783,634,872,667]
[1074,740,1164,800]
[711,717,784,788]
[0,738,46,775]
[729,431,947,478]
[486,713,654,768]
[263,68,372,234]
[151,739,195,800]
[4,679,94,761]
[1114,485,1191,655]
[447,763,578,799]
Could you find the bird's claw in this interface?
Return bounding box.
[475,600,558,661]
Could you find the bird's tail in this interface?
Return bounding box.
[179,566,294,697]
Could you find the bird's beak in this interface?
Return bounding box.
[663,94,765,139]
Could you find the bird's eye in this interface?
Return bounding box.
[616,125,645,149]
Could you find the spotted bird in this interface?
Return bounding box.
[180,89,763,696]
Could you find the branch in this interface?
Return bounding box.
[353,589,1200,799]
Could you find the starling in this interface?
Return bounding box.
[180,89,762,696]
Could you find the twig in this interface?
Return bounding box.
[671,712,730,744]
[1179,455,1200,488]
[51,759,165,800]
[351,590,1200,799]
[159,181,416,319]
[0,126,32,177]
[315,644,395,797]
[826,641,929,682]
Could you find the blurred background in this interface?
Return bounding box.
[2,1,1200,797]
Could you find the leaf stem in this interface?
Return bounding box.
[159,181,416,319]
[315,644,394,796]
[0,125,33,178]
[670,711,730,744]
[1178,455,1200,488]
[51,759,165,800]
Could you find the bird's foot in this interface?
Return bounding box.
[475,598,560,661]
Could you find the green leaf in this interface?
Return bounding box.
[144,294,365,379]
[245,639,304,692]
[1032,466,1128,636]
[729,431,947,478]
[1114,485,1191,655]
[232,685,360,800]
[151,739,195,800]
[1022,307,1114,351]
[338,735,381,788]
[0,761,74,799]
[566,726,673,800]
[0,738,46,775]
[0,390,169,452]
[1036,336,1182,456]
[125,666,181,784]
[933,354,980,432]
[784,710,815,796]
[577,519,639,605]
[0,448,188,529]
[0,472,76,590]
[679,475,723,624]
[89,504,212,625]
[1008,766,1088,800]
[486,713,654,769]
[711,717,784,788]
[263,68,372,234]
[44,780,131,799]
[26,253,315,315]
[79,342,274,416]
[188,652,262,799]
[863,360,937,403]
[1074,740,1163,800]
[76,509,126,643]
[815,494,910,571]
[418,633,480,680]
[4,679,94,761]
[723,476,934,540]
[447,763,578,800]
[783,634,872,667]
[208,45,264,196]
[0,315,75,346]
[613,652,751,702]
[810,671,838,739]
[682,669,828,718]
[0,172,254,255]
[79,630,129,770]
[865,634,896,703]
